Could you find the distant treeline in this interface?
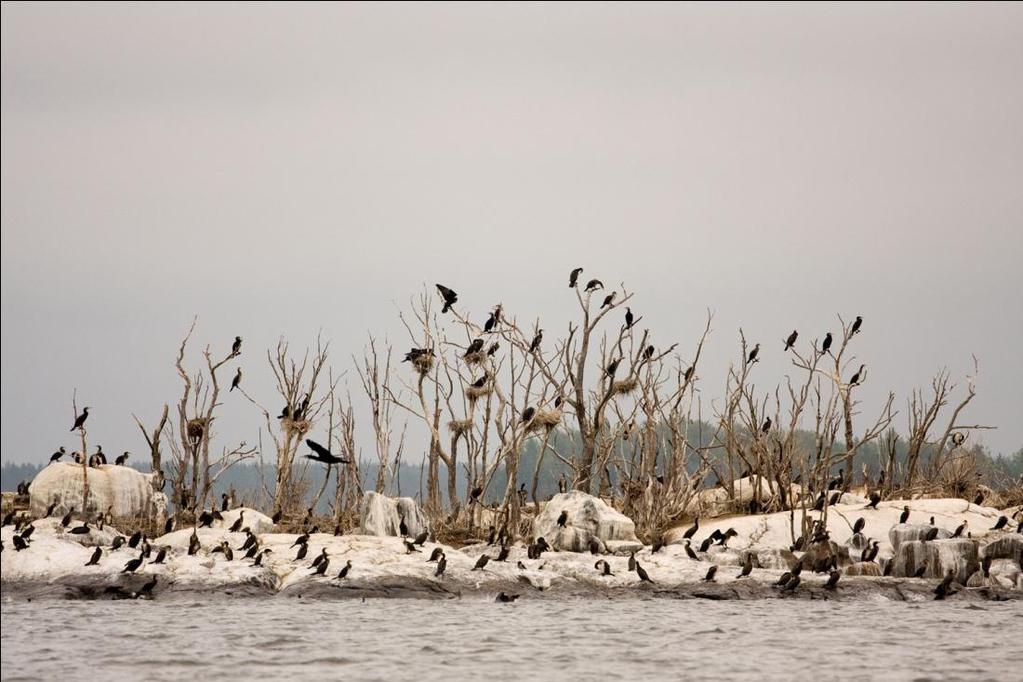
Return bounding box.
[4,423,1020,508]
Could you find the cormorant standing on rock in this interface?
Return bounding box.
[517,561,526,570]
[399,516,409,537]
[558,474,568,493]
[703,565,718,582]
[684,540,700,561]
[292,533,310,548]
[737,554,753,578]
[115,452,130,465]
[111,535,126,551]
[435,284,458,313]
[50,447,66,463]
[253,549,272,566]
[781,574,801,592]
[899,506,910,524]
[221,542,234,561]
[557,510,568,528]
[924,526,939,542]
[496,592,520,603]
[86,547,102,565]
[70,522,91,535]
[595,560,613,576]
[824,570,840,589]
[338,560,353,580]
[137,576,157,598]
[865,491,881,509]
[164,517,176,535]
[952,520,968,538]
[569,268,583,288]
[61,510,74,527]
[635,562,653,583]
[295,544,308,561]
[990,516,1008,531]
[20,524,35,541]
[229,511,245,533]
[699,536,714,552]
[153,547,167,564]
[784,330,798,351]
[123,552,144,573]
[628,552,637,572]
[933,569,955,600]
[913,562,928,578]
[683,518,699,539]
[497,545,511,562]
[428,547,444,562]
[413,530,429,546]
[128,531,143,549]
[404,540,420,554]
[311,555,330,576]
[434,556,446,578]
[473,554,491,571]
[852,518,865,535]
[311,548,329,569]
[188,531,201,556]
[71,407,90,431]
[13,535,29,551]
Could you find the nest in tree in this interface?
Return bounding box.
[465,384,492,401]
[447,419,473,435]
[527,409,562,432]
[412,354,434,374]
[463,351,486,366]
[611,378,639,395]
[282,417,311,434]
[186,418,207,442]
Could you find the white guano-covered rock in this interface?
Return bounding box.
[533,491,640,552]
[29,462,165,519]
[358,492,430,537]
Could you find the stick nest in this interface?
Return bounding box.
[412,354,435,375]
[611,378,639,395]
[282,418,311,434]
[465,384,492,401]
[447,419,473,435]
[463,351,486,366]
[528,409,562,432]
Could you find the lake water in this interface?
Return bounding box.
[2,597,1021,681]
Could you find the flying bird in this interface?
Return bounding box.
[435,284,458,313]
[305,439,350,465]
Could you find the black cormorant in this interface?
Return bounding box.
[569,268,583,288]
[70,407,90,431]
[784,330,798,351]
[473,554,491,571]
[435,284,458,313]
[86,547,102,565]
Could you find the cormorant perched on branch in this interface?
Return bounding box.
[529,330,543,353]
[746,344,760,365]
[625,308,634,329]
[821,332,833,354]
[471,374,488,389]
[784,330,798,351]
[584,279,603,292]
[761,417,772,434]
[232,336,242,355]
[464,338,484,357]
[305,439,350,465]
[435,284,458,313]
[600,292,616,309]
[487,342,499,356]
[403,348,432,363]
[231,367,242,392]
[70,407,90,432]
[865,491,881,509]
[569,267,583,288]
[521,406,536,424]
[557,510,568,527]
[684,365,695,382]
[50,447,66,463]
[851,315,863,335]
[849,364,865,387]
[484,306,501,333]
[605,358,620,377]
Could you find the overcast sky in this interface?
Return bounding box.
[2,2,1021,467]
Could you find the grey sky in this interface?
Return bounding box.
[2,2,1021,466]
